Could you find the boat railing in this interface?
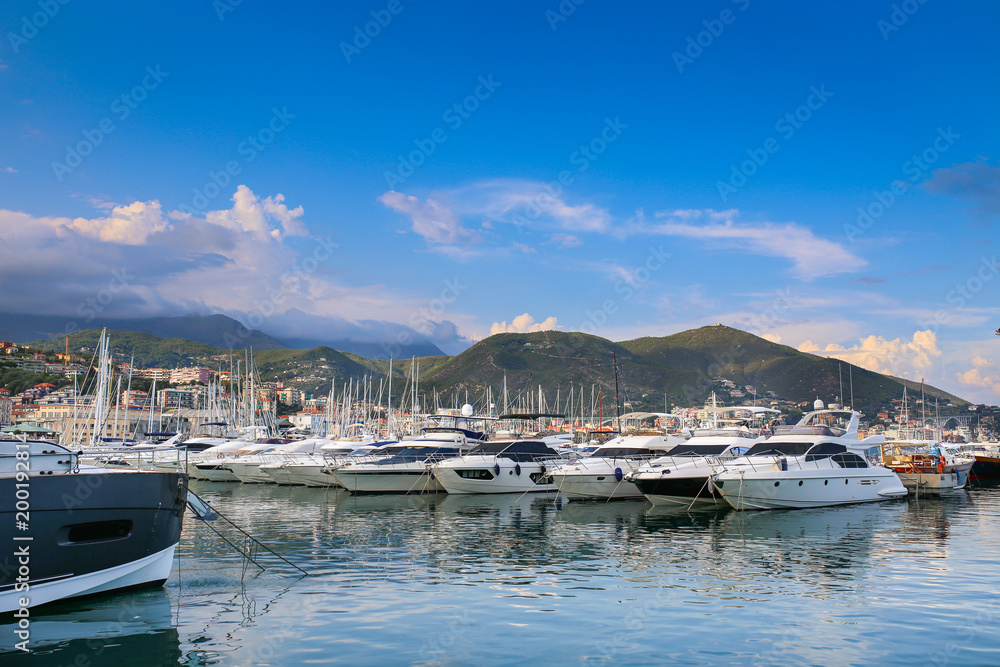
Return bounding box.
[76,445,188,473]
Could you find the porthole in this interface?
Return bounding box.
[798,480,803,486]
[824,480,828,485]
[773,481,780,487]
[844,479,849,484]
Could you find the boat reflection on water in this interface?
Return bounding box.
[0,588,179,665]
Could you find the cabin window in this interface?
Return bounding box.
[831,453,868,469]
[456,469,494,480]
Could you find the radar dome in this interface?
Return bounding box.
[461,403,474,417]
[813,398,825,410]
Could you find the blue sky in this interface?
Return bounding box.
[1,1,999,403]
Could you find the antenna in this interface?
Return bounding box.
[849,364,854,411]
[838,362,843,407]
[612,350,621,434]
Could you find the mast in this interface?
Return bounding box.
[387,357,393,438]
[849,364,854,410]
[112,372,121,441]
[920,378,926,440]
[838,362,844,408]
[612,349,621,434]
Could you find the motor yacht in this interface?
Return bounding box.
[712,409,907,510]
[546,434,679,500]
[336,405,493,494]
[433,439,571,494]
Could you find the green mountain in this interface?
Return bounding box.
[30,330,226,368]
[417,326,969,412]
[21,325,971,411]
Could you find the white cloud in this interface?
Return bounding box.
[198,185,306,241]
[642,209,866,280]
[798,330,942,378]
[63,199,171,244]
[956,356,1000,396]
[761,333,782,344]
[549,233,582,248]
[490,313,559,335]
[378,190,480,245]
[0,186,331,317]
[4,167,17,173]
[450,179,612,233]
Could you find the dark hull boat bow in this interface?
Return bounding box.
[0,439,188,614]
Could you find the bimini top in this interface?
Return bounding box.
[468,440,562,461]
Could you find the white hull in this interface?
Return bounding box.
[225,460,274,484]
[434,457,565,494]
[0,544,176,614]
[337,464,443,494]
[897,472,963,495]
[714,470,907,510]
[550,473,643,499]
[191,461,239,482]
[273,463,342,487]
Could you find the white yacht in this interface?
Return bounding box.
[185,427,269,480]
[263,440,391,486]
[712,409,908,510]
[224,438,330,484]
[623,408,778,507]
[433,439,571,494]
[336,405,493,494]
[627,440,758,507]
[190,438,282,482]
[546,434,680,500]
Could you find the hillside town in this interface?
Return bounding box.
[2,338,995,444]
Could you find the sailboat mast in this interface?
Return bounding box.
[613,350,621,434]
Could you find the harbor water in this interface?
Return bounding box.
[6,481,1000,665]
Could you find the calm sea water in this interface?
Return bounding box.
[6,480,1000,666]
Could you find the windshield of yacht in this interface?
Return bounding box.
[663,444,733,456]
[690,428,756,438]
[372,444,407,455]
[744,442,815,457]
[381,446,461,463]
[469,441,554,455]
[589,447,653,458]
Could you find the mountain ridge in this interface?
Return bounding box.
[20,324,971,410]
